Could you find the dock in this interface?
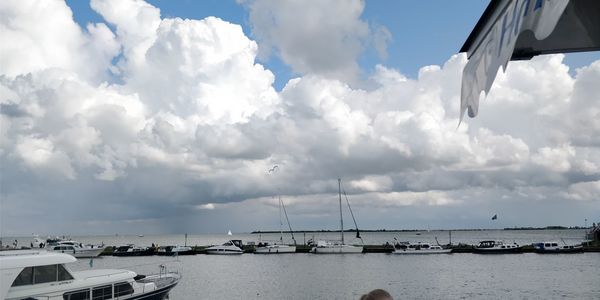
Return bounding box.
[99,243,600,256]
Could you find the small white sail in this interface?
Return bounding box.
[227,230,232,236]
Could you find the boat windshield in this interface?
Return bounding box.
[12,264,73,287]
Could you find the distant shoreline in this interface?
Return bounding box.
[1,226,589,238]
[250,226,588,234]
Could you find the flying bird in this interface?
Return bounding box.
[268,165,279,173]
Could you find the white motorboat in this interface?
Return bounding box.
[44,240,105,258]
[205,240,243,255]
[311,179,364,254]
[533,241,583,254]
[392,242,452,254]
[255,195,297,254]
[255,243,296,254]
[473,240,522,253]
[310,240,363,254]
[0,250,180,300]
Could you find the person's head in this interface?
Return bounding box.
[360,289,393,300]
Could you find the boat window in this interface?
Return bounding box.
[63,289,91,300]
[92,285,112,300]
[11,267,34,286]
[114,282,134,297]
[545,243,551,247]
[58,264,74,281]
[33,264,57,284]
[552,243,558,247]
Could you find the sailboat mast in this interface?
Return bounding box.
[281,196,296,244]
[279,195,283,243]
[339,178,344,244]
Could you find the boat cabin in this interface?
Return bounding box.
[49,245,77,253]
[229,240,243,248]
[477,240,520,249]
[1,251,138,300]
[477,240,500,248]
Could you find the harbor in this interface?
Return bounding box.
[46,231,600,299]
[2,0,600,298]
[4,227,599,255]
[2,228,599,299]
[97,242,600,255]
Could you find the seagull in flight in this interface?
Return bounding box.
[268,165,279,173]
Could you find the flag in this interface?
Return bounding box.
[492,214,498,220]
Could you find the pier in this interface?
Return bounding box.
[98,243,600,256]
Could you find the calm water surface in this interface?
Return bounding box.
[4,230,598,299]
[69,252,599,299]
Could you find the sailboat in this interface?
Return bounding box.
[255,195,296,254]
[311,178,363,254]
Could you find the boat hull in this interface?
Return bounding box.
[127,282,178,300]
[534,247,583,254]
[255,245,296,254]
[113,249,155,257]
[205,250,243,255]
[473,247,522,254]
[156,250,195,256]
[311,245,363,254]
[392,249,452,254]
[50,247,105,258]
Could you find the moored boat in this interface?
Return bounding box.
[392,242,452,254]
[157,245,194,256]
[205,240,243,255]
[255,194,298,254]
[310,240,363,254]
[45,241,105,258]
[310,179,364,254]
[255,243,296,254]
[473,240,522,254]
[0,250,180,300]
[113,245,156,257]
[533,241,583,254]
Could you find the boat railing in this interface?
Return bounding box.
[0,249,47,256]
[83,270,132,279]
[137,265,180,295]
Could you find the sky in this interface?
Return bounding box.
[0,0,599,236]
